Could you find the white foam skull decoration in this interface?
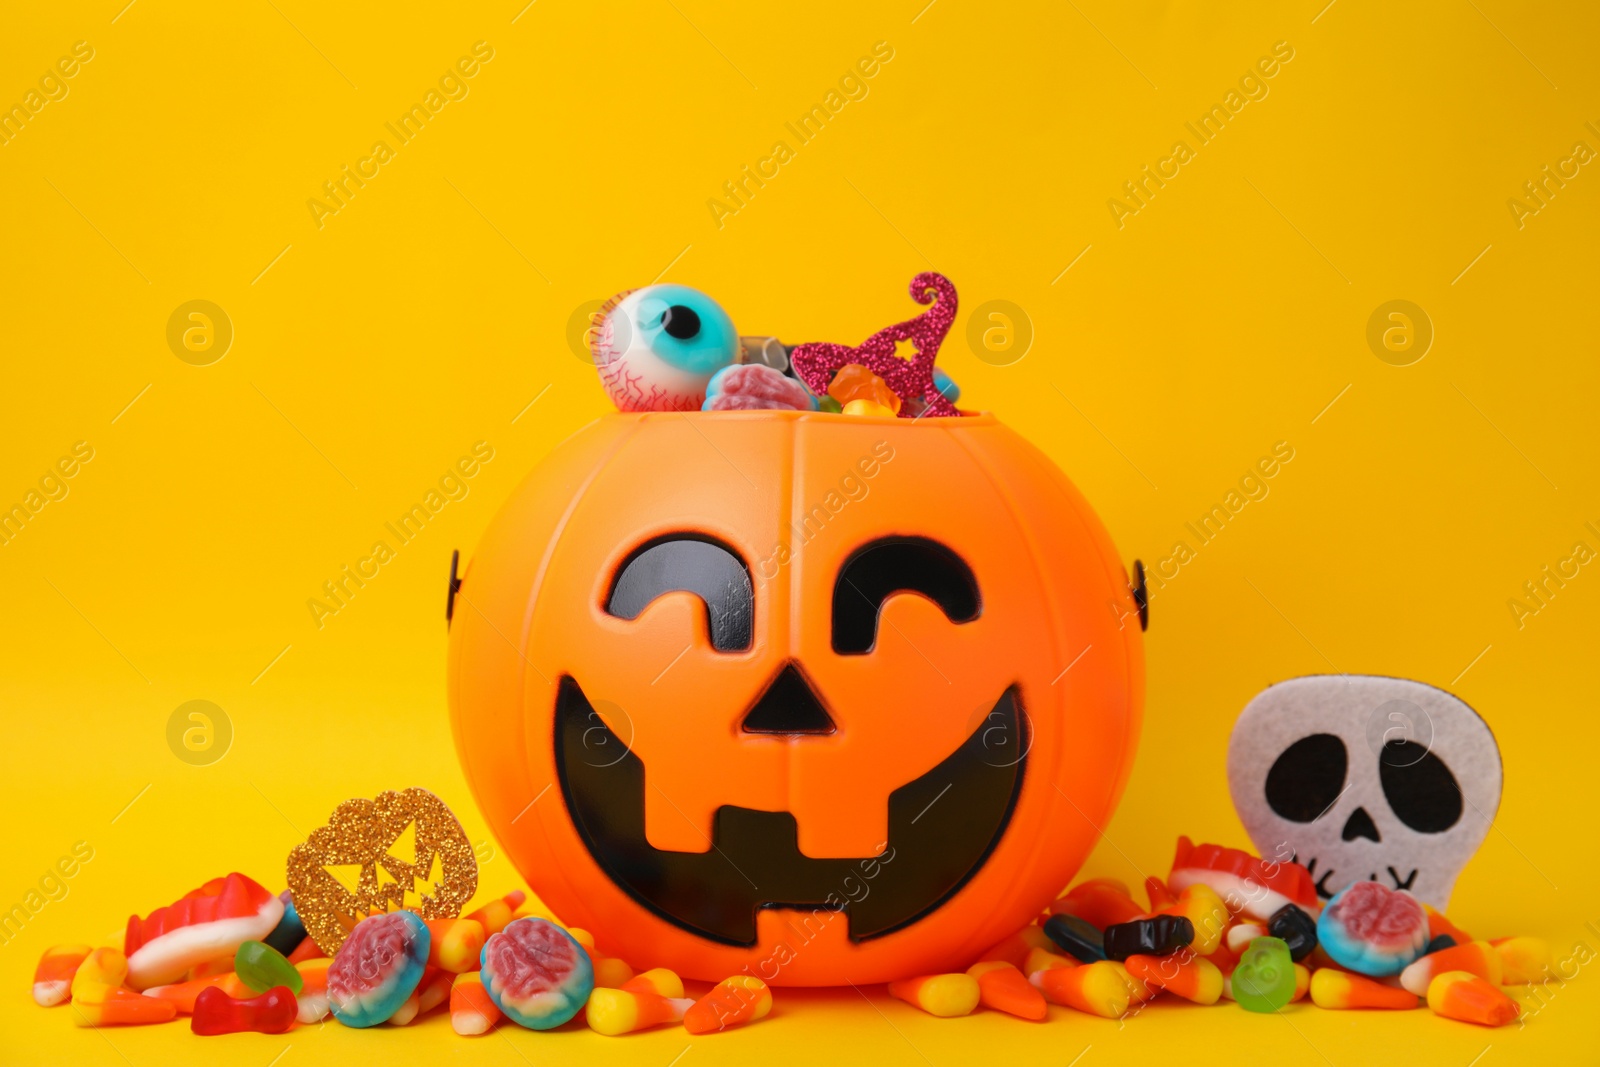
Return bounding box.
[1227,675,1501,911]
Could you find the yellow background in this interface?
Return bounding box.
[3,0,1596,1063]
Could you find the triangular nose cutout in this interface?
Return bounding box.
[741,663,836,735]
[1341,807,1381,843]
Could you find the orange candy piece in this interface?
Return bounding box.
[73,986,178,1028]
[1124,953,1223,1005]
[1399,940,1501,995]
[622,967,685,999]
[1022,946,1078,975]
[141,972,248,1014]
[33,944,91,1006]
[978,924,1054,967]
[466,890,527,936]
[1051,881,1145,929]
[828,363,902,414]
[425,917,486,973]
[1424,904,1473,946]
[1309,968,1419,1010]
[1145,876,1177,910]
[684,975,772,1034]
[451,972,502,1036]
[888,973,980,1018]
[1427,971,1519,1027]
[1491,936,1551,985]
[285,936,324,964]
[1030,960,1132,1018]
[966,961,1047,1020]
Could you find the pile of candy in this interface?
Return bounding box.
[33,837,1548,1037]
[880,836,1539,1028]
[32,873,772,1038]
[588,274,963,418]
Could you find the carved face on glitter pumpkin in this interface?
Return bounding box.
[449,411,1144,984]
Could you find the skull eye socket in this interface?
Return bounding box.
[1264,733,1347,823]
[607,536,754,652]
[1379,740,1463,833]
[831,537,980,654]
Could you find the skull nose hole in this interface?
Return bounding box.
[741,662,836,735]
[1341,806,1381,843]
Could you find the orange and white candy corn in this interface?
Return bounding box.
[622,968,685,999]
[1309,968,1418,1010]
[1124,953,1223,1005]
[33,945,91,1006]
[888,973,980,1018]
[1427,970,1519,1027]
[1400,940,1501,995]
[587,987,694,1035]
[967,960,1046,1020]
[425,918,486,973]
[451,972,502,1036]
[684,975,773,1034]
[1030,960,1130,1018]
[465,889,527,936]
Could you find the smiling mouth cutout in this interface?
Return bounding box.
[554,676,1027,947]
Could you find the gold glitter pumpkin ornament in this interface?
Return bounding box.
[286,786,478,954]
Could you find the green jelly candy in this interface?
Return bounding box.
[235,939,302,996]
[1232,936,1294,1013]
[816,395,843,414]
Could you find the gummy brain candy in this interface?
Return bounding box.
[328,911,429,1028]
[479,917,593,1030]
[1317,881,1428,976]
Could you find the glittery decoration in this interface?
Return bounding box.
[790,272,962,418]
[287,787,477,956]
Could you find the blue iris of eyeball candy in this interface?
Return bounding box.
[589,284,740,412]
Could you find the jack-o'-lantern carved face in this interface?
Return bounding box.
[450,411,1143,985]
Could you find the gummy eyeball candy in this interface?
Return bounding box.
[590,285,739,412]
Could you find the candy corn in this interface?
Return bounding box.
[465,890,527,936]
[622,968,685,999]
[587,987,694,1035]
[72,986,179,1027]
[72,947,128,997]
[1153,885,1231,956]
[1030,960,1131,1018]
[450,972,502,1036]
[1124,953,1223,1005]
[1491,936,1551,985]
[966,960,1047,1020]
[1427,970,1519,1027]
[888,973,980,1018]
[1022,946,1078,975]
[566,926,635,988]
[296,958,331,1023]
[417,967,454,1017]
[1292,963,1311,1002]
[33,945,91,1006]
[1399,940,1501,995]
[1309,968,1418,1010]
[425,918,486,973]
[684,975,773,1034]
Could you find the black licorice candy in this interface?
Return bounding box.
[1043,914,1106,962]
[1102,915,1194,961]
[1267,902,1319,962]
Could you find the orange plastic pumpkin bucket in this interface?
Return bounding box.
[449,410,1143,984]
